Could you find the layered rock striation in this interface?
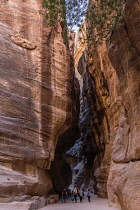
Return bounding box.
[74,22,111,197]
[107,0,140,209]
[0,0,78,206]
[1,0,140,209]
[74,0,140,209]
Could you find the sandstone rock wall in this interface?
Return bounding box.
[0,0,77,204]
[107,0,140,209]
[74,23,112,197]
[74,0,140,209]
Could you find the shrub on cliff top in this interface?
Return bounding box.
[42,0,124,44]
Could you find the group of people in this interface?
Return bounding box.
[61,187,91,203]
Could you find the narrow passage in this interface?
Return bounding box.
[40,194,118,210]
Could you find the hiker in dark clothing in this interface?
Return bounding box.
[62,188,68,203]
[79,189,84,202]
[73,187,78,202]
[87,189,91,202]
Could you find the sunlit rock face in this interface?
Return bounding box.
[0,0,77,204]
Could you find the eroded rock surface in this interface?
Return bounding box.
[74,24,111,197]
[0,0,78,206]
[74,0,140,209]
[107,0,140,209]
[1,0,140,209]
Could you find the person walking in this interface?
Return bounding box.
[62,188,67,203]
[87,189,91,202]
[79,189,84,202]
[73,187,78,203]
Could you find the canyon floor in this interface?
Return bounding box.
[40,194,118,210]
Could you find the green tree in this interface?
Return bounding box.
[42,0,124,44]
[86,0,124,45]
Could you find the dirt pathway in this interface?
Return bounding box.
[40,195,118,210]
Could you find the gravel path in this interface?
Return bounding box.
[40,194,118,210]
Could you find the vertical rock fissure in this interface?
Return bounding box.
[64,24,111,198]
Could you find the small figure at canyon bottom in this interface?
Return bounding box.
[87,189,91,202]
[61,188,68,203]
[73,187,78,202]
[79,189,84,202]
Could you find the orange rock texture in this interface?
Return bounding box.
[1,0,140,209]
[0,0,77,205]
[107,1,140,209]
[75,0,140,209]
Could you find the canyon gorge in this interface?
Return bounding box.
[0,0,140,209]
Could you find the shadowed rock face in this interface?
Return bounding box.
[82,71,110,197]
[74,27,111,197]
[74,0,140,209]
[48,79,80,193]
[77,52,110,198]
[107,0,140,209]
[48,154,72,193]
[0,0,78,204]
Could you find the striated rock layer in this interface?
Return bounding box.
[75,0,140,209]
[0,0,78,205]
[107,0,140,209]
[75,36,111,198]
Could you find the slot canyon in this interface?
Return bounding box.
[0,0,140,209]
